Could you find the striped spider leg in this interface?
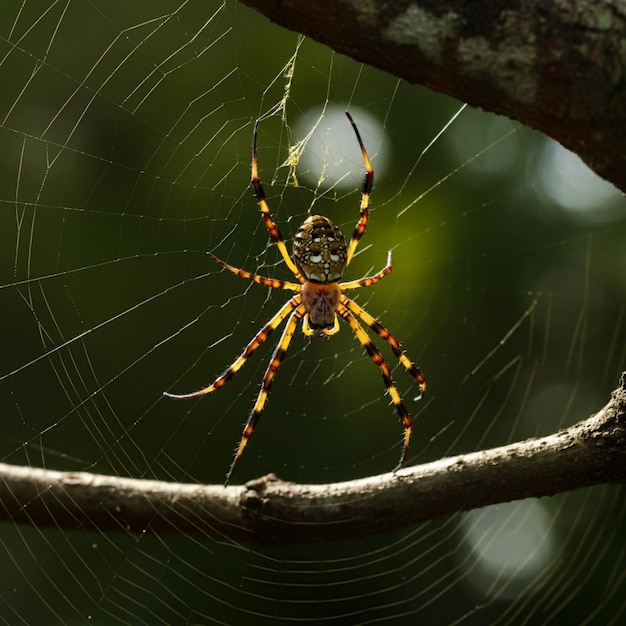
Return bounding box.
[164,112,426,485]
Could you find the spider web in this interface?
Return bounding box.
[1,1,625,624]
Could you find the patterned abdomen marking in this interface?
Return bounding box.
[293,215,347,283]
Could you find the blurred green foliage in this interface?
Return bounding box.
[0,1,624,624]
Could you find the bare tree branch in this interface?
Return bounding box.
[1,374,624,544]
[239,0,626,193]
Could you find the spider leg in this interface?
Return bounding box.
[340,295,426,397]
[252,120,305,283]
[164,296,301,400]
[345,112,374,267]
[339,251,392,290]
[337,303,412,472]
[210,253,299,291]
[225,303,305,485]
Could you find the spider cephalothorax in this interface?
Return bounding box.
[165,113,426,485]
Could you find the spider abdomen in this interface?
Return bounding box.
[293,215,347,283]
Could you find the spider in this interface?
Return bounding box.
[165,112,426,486]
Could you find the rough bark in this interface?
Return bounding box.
[239,0,626,193]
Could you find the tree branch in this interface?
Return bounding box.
[2,374,624,544]
[239,0,626,193]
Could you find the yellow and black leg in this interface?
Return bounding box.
[341,295,426,398]
[337,303,412,472]
[225,303,306,485]
[251,119,305,282]
[345,112,374,266]
[209,253,299,291]
[164,296,301,401]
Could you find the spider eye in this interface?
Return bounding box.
[294,215,347,283]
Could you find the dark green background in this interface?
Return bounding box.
[0,1,624,624]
